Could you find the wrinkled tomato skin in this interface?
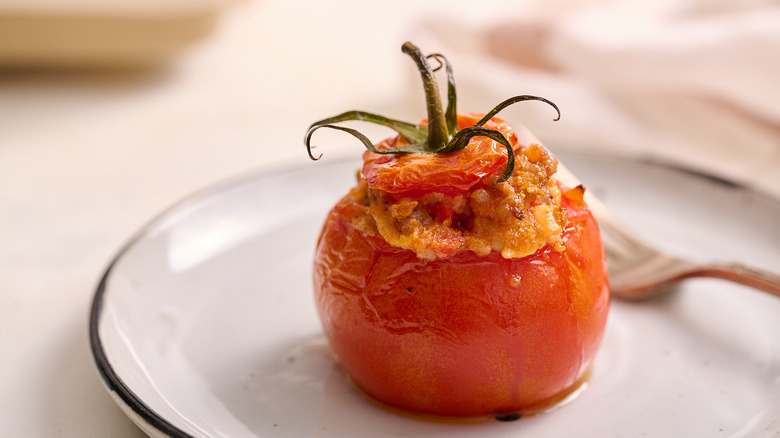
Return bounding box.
[312,190,609,418]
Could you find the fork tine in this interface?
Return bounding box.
[555,160,780,300]
[556,161,687,298]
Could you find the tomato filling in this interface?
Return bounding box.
[336,115,566,260]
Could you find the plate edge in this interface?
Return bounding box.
[89,260,195,438]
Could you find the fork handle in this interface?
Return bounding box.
[694,263,780,299]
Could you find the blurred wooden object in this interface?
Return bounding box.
[0,0,222,68]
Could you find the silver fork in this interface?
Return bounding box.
[556,163,780,301]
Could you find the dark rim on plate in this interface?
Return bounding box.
[86,161,313,438]
[90,255,194,438]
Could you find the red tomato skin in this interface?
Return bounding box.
[362,114,519,198]
[313,189,610,418]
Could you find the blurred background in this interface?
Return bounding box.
[1,0,778,436]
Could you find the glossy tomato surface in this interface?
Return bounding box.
[362,114,519,197]
[313,186,610,418]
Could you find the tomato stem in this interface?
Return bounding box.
[304,42,561,184]
[401,42,450,152]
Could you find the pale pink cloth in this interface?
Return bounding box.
[415,0,780,197]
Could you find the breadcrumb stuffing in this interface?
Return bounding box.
[335,143,566,260]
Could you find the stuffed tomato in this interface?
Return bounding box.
[306,42,609,419]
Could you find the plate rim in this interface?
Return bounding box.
[88,159,328,438]
[87,151,779,438]
[90,236,196,438]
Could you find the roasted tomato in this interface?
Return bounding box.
[306,42,609,419]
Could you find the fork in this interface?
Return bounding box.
[555,163,780,301]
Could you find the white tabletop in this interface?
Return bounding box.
[1,1,777,436]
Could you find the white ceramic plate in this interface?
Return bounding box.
[90,152,780,438]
